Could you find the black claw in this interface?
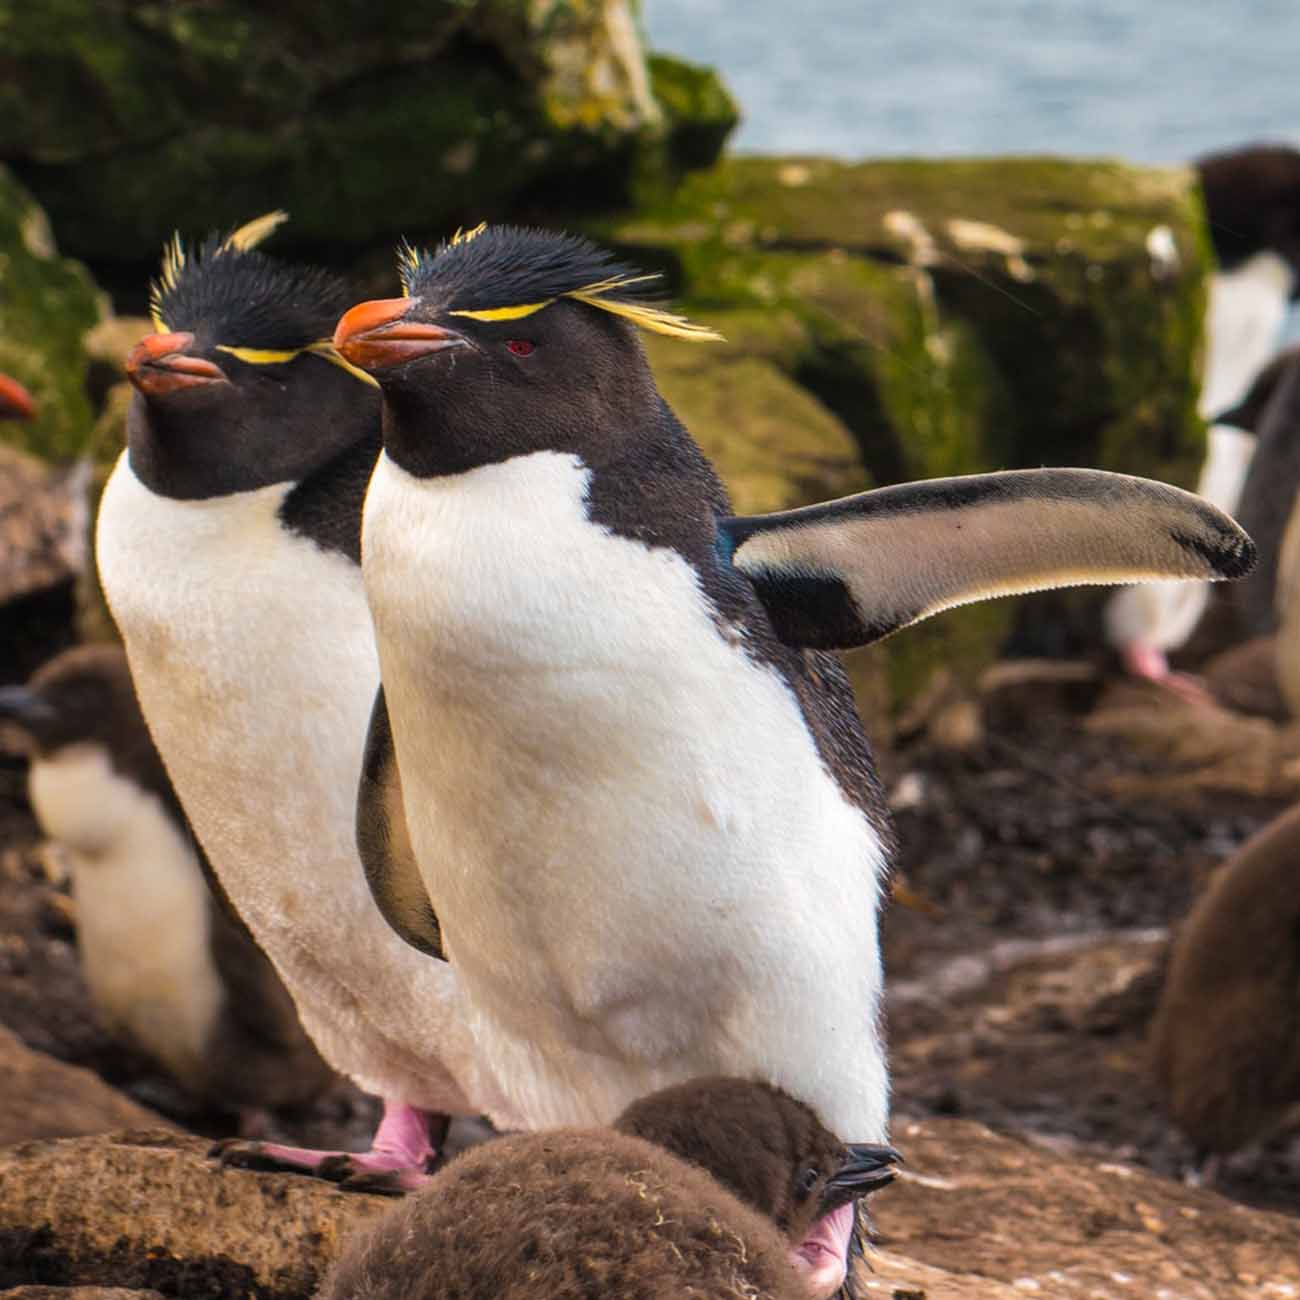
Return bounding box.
[315,1154,360,1183]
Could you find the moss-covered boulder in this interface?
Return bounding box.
[600,156,1212,698]
[0,167,104,461]
[0,1,737,264]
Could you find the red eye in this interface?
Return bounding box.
[507,339,534,356]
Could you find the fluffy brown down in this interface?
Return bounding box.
[1149,801,1300,1154]
[316,1128,810,1300]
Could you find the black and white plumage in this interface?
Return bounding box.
[337,225,1252,1291]
[1107,144,1300,681]
[95,216,483,1188]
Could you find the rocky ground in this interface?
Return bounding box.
[3,656,1300,1296]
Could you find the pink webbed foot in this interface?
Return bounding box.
[790,1202,855,1299]
[1121,643,1215,708]
[212,1100,446,1195]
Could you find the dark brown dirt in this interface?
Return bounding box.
[879,699,1300,1219]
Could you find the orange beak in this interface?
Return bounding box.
[125,332,228,396]
[333,298,467,371]
[0,373,35,420]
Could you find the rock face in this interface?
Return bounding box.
[602,156,1211,695]
[0,1024,170,1146]
[2,1121,1298,1300]
[0,1132,389,1300]
[867,1116,1300,1299]
[0,168,103,461]
[0,2,736,263]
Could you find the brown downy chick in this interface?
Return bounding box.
[0,644,334,1119]
[1149,802,1300,1165]
[316,1076,898,1300]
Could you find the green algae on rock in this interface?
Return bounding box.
[0,166,104,462]
[0,1,738,263]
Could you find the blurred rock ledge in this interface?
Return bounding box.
[0,1,736,263]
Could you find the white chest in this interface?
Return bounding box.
[30,746,223,1083]
[362,451,888,1136]
[1202,252,1295,418]
[96,454,476,1112]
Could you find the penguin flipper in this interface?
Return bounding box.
[719,467,1257,650]
[356,687,447,961]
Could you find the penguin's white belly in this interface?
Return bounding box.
[1201,253,1294,419]
[30,745,223,1087]
[364,451,889,1140]
[96,455,475,1114]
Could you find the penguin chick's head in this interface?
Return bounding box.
[125,213,379,499]
[0,645,169,853]
[614,1076,898,1240]
[333,224,721,479]
[0,645,141,761]
[0,372,35,420]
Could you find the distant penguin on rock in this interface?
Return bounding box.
[1149,802,1300,1174]
[0,372,35,420]
[1107,144,1300,690]
[336,224,1254,1296]
[95,214,485,1190]
[0,644,334,1120]
[316,1077,898,1300]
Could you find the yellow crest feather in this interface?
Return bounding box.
[449,221,488,248]
[449,301,553,323]
[222,210,289,253]
[566,280,724,342]
[148,232,187,332]
[397,239,422,297]
[306,340,382,388]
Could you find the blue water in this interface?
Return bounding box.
[643,0,1300,163]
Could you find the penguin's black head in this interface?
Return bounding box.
[1198,144,1300,289]
[614,1077,898,1241]
[0,646,143,762]
[0,372,35,421]
[126,213,380,499]
[333,225,721,479]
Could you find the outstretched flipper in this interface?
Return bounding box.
[356,687,446,961]
[719,468,1256,650]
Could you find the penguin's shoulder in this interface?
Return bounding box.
[583,423,888,826]
[278,428,382,563]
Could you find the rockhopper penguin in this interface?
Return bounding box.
[95,215,482,1190]
[315,1076,898,1300]
[1107,143,1300,690]
[0,644,334,1118]
[336,224,1255,1294]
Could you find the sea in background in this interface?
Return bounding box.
[643,0,1300,164]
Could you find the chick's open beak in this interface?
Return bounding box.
[0,373,36,420]
[125,332,229,396]
[817,1142,901,1216]
[333,298,466,372]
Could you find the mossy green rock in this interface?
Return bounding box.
[0,1,736,263]
[602,156,1211,699]
[0,166,104,461]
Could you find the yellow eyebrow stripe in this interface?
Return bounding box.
[448,300,553,322]
[216,346,302,364]
[307,341,381,388]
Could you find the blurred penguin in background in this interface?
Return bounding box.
[0,644,335,1126]
[1107,144,1300,691]
[316,1077,897,1300]
[1150,802,1300,1182]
